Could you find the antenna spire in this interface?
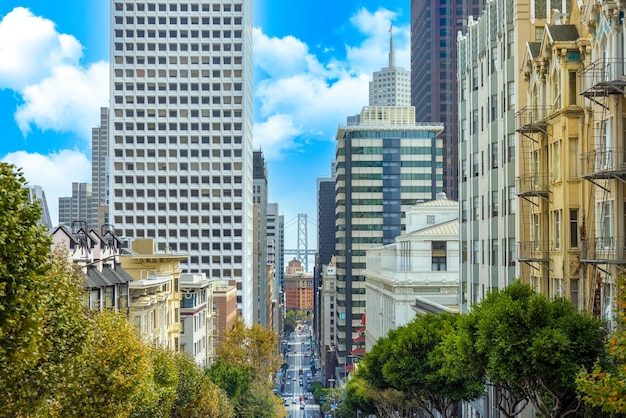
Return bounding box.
[388,24,395,68]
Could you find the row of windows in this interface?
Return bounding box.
[113,161,242,173]
[114,147,241,158]
[113,93,243,105]
[115,15,241,25]
[350,146,439,155]
[114,81,242,91]
[114,66,242,82]
[114,42,242,54]
[114,29,242,39]
[337,161,443,168]
[113,174,243,185]
[113,199,242,212]
[114,3,243,13]
[113,135,242,145]
[343,131,437,139]
[113,121,243,132]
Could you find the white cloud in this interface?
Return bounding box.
[0,7,108,142]
[0,7,82,91]
[253,7,409,161]
[2,150,91,224]
[253,114,302,159]
[15,62,109,139]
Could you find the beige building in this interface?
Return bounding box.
[576,0,626,322]
[120,239,186,351]
[519,10,593,310]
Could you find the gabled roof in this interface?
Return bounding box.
[406,219,459,236]
[84,265,133,288]
[526,42,542,60]
[546,24,579,42]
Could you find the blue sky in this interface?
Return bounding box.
[0,0,411,251]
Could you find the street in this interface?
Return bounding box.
[280,322,321,418]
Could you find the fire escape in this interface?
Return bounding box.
[579,58,626,317]
[515,106,552,273]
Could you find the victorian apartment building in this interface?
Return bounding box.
[516,0,626,321]
[109,0,255,326]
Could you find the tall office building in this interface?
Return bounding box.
[411,0,486,200]
[457,0,549,315]
[109,0,255,325]
[334,105,443,364]
[58,182,97,229]
[267,202,284,334]
[369,31,410,106]
[314,174,336,349]
[27,185,53,230]
[253,150,269,325]
[92,107,110,230]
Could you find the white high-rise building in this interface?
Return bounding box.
[368,30,410,107]
[109,0,255,325]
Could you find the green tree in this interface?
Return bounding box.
[0,164,90,417]
[357,313,483,418]
[577,279,626,415]
[210,318,283,417]
[171,353,234,418]
[469,281,605,418]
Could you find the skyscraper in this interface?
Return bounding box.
[109,0,255,325]
[27,185,53,230]
[368,30,410,106]
[410,0,486,201]
[253,150,269,325]
[58,182,96,229]
[92,107,110,229]
[334,105,443,364]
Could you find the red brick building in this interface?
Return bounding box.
[284,258,314,311]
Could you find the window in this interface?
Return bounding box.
[432,241,447,271]
[508,133,515,162]
[552,141,561,180]
[553,210,561,249]
[491,239,498,265]
[491,94,498,121]
[492,191,499,217]
[570,209,579,248]
[473,240,480,264]
[491,142,498,169]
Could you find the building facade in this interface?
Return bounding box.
[334,105,443,364]
[253,150,269,326]
[411,0,487,200]
[58,182,97,229]
[92,107,110,228]
[212,279,238,348]
[364,193,459,350]
[284,258,314,311]
[109,0,255,326]
[120,239,186,351]
[457,0,551,313]
[180,272,214,367]
[520,16,594,311]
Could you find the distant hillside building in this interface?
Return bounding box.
[284,258,314,311]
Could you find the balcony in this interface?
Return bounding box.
[517,241,551,263]
[580,147,626,180]
[581,237,626,264]
[516,106,551,137]
[516,174,550,197]
[579,59,626,99]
